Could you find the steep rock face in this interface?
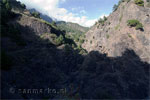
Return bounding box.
[83,0,150,63]
[17,14,52,35]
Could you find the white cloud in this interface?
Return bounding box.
[17,0,98,27]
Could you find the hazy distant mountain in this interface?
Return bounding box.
[29,8,53,23]
[29,8,89,35]
[57,21,89,34]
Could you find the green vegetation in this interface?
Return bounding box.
[73,34,81,42]
[115,24,120,30]
[56,22,88,53]
[119,14,123,22]
[113,4,118,12]
[40,32,87,55]
[79,39,84,44]
[90,40,92,44]
[98,16,107,26]
[127,19,143,30]
[113,0,130,12]
[55,34,65,46]
[106,34,110,39]
[52,21,57,27]
[69,33,85,44]
[41,20,52,26]
[31,12,41,18]
[40,20,59,33]
[21,3,26,9]
[134,0,144,6]
[4,0,26,12]
[113,0,124,12]
[0,0,13,23]
[57,22,89,35]
[128,33,132,38]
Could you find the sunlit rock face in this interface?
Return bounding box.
[83,0,150,63]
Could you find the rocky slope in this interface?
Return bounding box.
[83,0,150,63]
[1,0,150,99]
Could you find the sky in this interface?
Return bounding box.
[17,0,119,27]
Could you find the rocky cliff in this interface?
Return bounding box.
[83,0,150,63]
[1,0,150,99]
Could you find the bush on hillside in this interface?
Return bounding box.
[134,0,144,6]
[98,16,107,26]
[1,0,12,11]
[79,39,84,44]
[113,0,131,12]
[135,23,143,30]
[21,3,26,9]
[127,19,143,30]
[31,12,40,18]
[55,34,65,45]
[52,21,57,27]
[113,4,118,12]
[113,0,129,12]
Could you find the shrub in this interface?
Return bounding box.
[55,34,65,45]
[2,0,7,4]
[1,0,12,11]
[106,34,110,39]
[135,23,143,30]
[127,19,143,30]
[31,12,40,18]
[134,0,144,6]
[104,16,107,21]
[128,33,132,38]
[113,4,118,12]
[113,0,125,12]
[113,0,131,12]
[52,21,57,27]
[98,16,107,26]
[79,49,87,55]
[21,3,26,9]
[79,39,84,44]
[5,2,11,10]
[90,40,92,44]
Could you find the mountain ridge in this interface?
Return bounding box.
[1,0,150,99]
